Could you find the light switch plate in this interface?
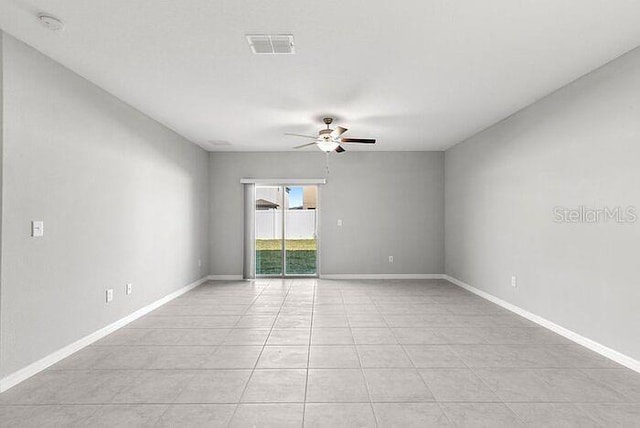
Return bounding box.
[31,221,44,237]
[106,289,114,303]
[126,283,132,295]
[337,219,343,227]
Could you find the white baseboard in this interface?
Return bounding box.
[207,275,244,280]
[0,276,208,393]
[206,274,445,280]
[320,274,445,280]
[443,275,640,374]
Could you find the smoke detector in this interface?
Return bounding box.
[246,34,295,54]
[38,14,65,31]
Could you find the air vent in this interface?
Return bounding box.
[246,34,295,55]
[208,140,232,147]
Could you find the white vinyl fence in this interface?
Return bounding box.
[256,210,316,239]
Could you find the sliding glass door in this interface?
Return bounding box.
[255,185,318,277]
[255,185,284,276]
[284,186,318,275]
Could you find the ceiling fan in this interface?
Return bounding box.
[286,117,376,153]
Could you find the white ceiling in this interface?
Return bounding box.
[2,1,640,151]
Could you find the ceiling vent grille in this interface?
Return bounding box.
[208,140,232,147]
[246,34,295,54]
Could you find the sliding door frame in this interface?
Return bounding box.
[255,183,320,278]
[284,183,319,278]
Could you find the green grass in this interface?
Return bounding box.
[256,239,317,275]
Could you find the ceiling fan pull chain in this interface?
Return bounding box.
[325,152,330,178]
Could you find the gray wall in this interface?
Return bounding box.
[209,152,444,276]
[0,32,4,365]
[0,35,209,377]
[445,47,640,360]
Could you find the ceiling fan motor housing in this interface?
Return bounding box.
[319,129,333,139]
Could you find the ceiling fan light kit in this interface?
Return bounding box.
[287,117,376,153]
[317,140,340,152]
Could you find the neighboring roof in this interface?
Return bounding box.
[256,198,279,209]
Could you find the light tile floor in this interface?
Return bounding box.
[1,278,639,427]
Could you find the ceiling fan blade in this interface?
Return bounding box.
[285,132,317,139]
[341,138,376,144]
[335,145,346,153]
[293,142,318,149]
[330,126,348,138]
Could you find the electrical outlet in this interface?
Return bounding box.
[106,289,114,303]
[126,283,132,295]
[389,256,394,263]
[511,276,517,288]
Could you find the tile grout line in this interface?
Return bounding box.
[227,278,295,426]
[172,280,270,426]
[4,279,637,424]
[152,280,270,425]
[0,399,633,407]
[444,319,536,425]
[377,295,456,427]
[301,278,317,428]
[56,282,269,414]
[87,284,266,419]
[343,286,379,428]
[425,297,533,424]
